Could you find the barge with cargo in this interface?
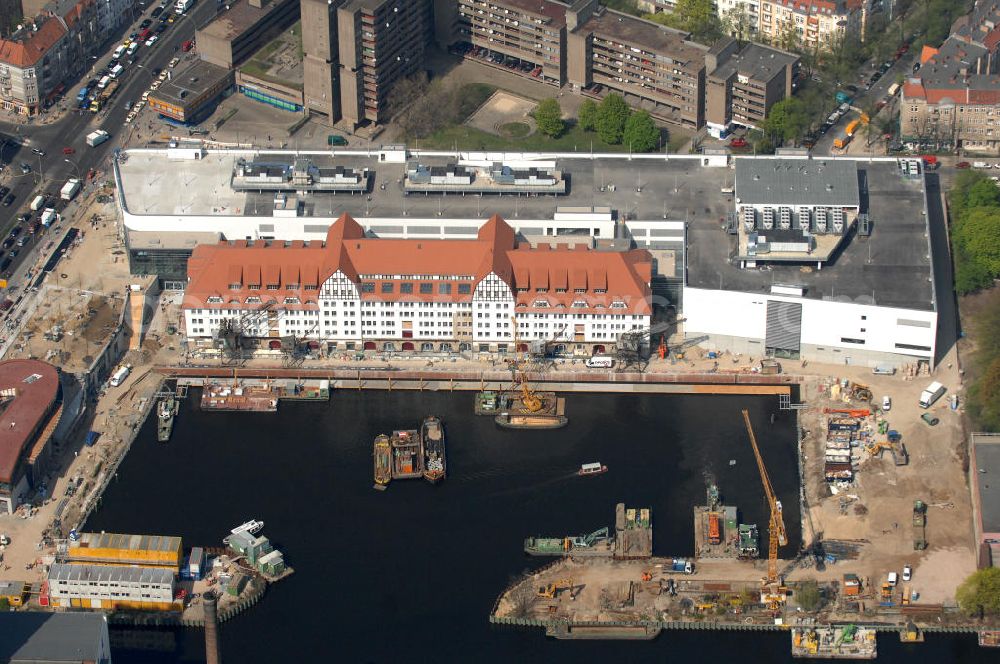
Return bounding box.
[156,396,177,443]
[373,434,392,488]
[524,527,613,557]
[422,416,446,484]
[390,429,424,479]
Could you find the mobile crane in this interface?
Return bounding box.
[742,409,787,608]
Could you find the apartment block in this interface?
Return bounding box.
[301,0,343,125]
[717,0,761,39]
[567,3,707,129]
[196,0,300,70]
[901,36,1000,154]
[337,0,432,126]
[705,38,799,136]
[0,17,68,114]
[757,0,864,50]
[454,0,567,86]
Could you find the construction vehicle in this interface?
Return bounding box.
[880,582,893,606]
[902,585,911,605]
[509,316,543,413]
[536,578,574,599]
[850,383,873,402]
[913,500,927,550]
[708,513,722,545]
[741,409,787,609]
[794,629,820,655]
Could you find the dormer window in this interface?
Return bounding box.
[571,300,587,308]
[228,283,241,290]
[284,297,300,305]
[533,299,550,308]
[207,296,223,304]
[611,301,627,309]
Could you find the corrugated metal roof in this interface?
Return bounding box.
[70,531,181,553]
[735,159,859,208]
[49,562,174,585]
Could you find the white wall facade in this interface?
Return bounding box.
[682,286,936,366]
[185,270,649,352]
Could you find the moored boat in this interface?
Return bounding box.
[390,429,424,479]
[422,416,446,484]
[577,462,607,476]
[495,411,568,430]
[373,434,392,487]
[156,396,177,443]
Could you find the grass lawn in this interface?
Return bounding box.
[417,122,647,153]
[499,122,531,138]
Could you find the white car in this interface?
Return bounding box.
[902,565,912,582]
[158,71,169,81]
[882,395,891,411]
[145,35,158,47]
[887,572,898,587]
[168,57,180,68]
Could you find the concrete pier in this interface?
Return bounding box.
[203,590,221,664]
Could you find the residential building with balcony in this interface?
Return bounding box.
[0,17,68,114]
[301,0,343,125]
[337,0,433,126]
[567,2,708,129]
[452,0,567,87]
[705,38,799,136]
[757,0,863,50]
[716,0,761,39]
[181,213,652,356]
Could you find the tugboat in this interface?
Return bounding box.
[577,462,607,476]
[738,523,759,558]
[373,434,392,489]
[422,416,446,484]
[156,395,177,443]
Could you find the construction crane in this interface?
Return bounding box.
[741,408,787,607]
[510,315,543,413]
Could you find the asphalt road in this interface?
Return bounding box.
[814,49,920,154]
[0,0,220,284]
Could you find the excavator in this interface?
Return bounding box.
[509,315,543,413]
[537,578,574,599]
[741,409,788,609]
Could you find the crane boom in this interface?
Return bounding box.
[742,409,787,586]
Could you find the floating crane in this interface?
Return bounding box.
[509,315,543,413]
[741,408,787,608]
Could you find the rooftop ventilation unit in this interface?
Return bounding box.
[831,208,845,234]
[742,206,755,231]
[815,208,828,234]
[762,207,774,231]
[779,207,792,230]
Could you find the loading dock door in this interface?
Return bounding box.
[765,300,802,358]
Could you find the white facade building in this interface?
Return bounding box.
[47,563,177,610]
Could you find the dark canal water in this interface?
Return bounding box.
[86,390,988,662]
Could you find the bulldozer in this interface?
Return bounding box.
[850,383,873,403]
[537,578,574,599]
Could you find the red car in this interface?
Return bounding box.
[138,28,151,40]
[955,161,971,169]
[181,39,194,52]
[730,137,748,148]
[62,147,75,154]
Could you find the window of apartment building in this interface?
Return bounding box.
[420,283,433,294]
[400,283,413,294]
[439,283,452,295]
[381,282,394,293]
[361,282,375,293]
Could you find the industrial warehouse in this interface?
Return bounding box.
[115,147,943,368]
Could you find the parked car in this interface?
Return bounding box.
[151,6,162,16]
[181,39,194,51]
[903,565,912,581]
[31,147,45,156]
[730,137,748,148]
[168,57,180,68]
[145,35,158,47]
[63,147,75,154]
[882,396,891,411]
[19,163,31,174]
[956,161,971,169]
[155,23,167,34]
[1,194,14,207]
[140,18,152,28]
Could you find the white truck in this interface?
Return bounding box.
[918,381,946,409]
[30,194,45,211]
[40,208,57,227]
[109,365,131,387]
[86,129,110,147]
[175,0,194,13]
[60,178,81,201]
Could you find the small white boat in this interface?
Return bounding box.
[577,462,608,476]
[230,520,264,536]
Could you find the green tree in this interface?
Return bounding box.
[534,98,565,138]
[796,580,821,612]
[644,0,724,43]
[966,179,1000,209]
[596,93,630,145]
[622,110,660,152]
[761,97,809,145]
[957,567,1000,617]
[578,99,599,132]
[956,207,1000,275]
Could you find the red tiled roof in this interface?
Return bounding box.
[920,45,939,64]
[183,214,653,315]
[0,19,67,69]
[0,360,60,484]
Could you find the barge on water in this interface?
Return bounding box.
[157,396,178,443]
[373,434,392,488]
[391,429,424,479]
[474,390,512,415]
[791,626,877,659]
[495,394,567,430]
[422,416,446,484]
[201,384,278,412]
[524,527,613,557]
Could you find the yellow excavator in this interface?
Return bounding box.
[742,409,788,609]
[537,578,574,599]
[510,315,543,413]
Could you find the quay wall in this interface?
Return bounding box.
[156,367,797,395]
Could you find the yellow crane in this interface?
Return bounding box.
[741,408,787,606]
[510,315,543,413]
[536,578,574,599]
